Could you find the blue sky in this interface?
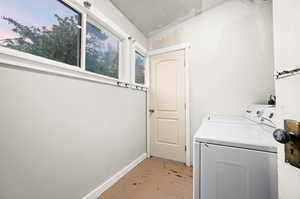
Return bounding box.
[0,0,79,40]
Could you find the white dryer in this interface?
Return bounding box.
[193,105,278,199]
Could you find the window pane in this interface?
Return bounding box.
[135,51,145,85]
[0,0,81,66]
[85,22,119,79]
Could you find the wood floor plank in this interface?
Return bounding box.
[98,158,193,199]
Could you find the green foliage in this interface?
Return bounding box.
[85,22,119,78]
[135,52,145,84]
[1,15,81,66]
[1,14,119,78]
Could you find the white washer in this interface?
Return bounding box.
[193,105,278,199]
[205,104,275,125]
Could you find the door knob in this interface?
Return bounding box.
[273,129,296,144]
[149,109,155,113]
[274,120,300,169]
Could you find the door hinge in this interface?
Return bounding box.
[184,103,187,110]
[185,145,187,151]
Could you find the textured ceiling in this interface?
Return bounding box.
[110,0,226,35]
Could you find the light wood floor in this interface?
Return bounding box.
[98,158,193,199]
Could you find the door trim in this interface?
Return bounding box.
[147,43,191,166]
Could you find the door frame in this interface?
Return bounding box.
[147,43,191,166]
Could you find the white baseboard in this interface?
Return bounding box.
[82,153,147,199]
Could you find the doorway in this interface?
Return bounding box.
[148,44,190,166]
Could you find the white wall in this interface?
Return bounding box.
[273,0,300,198]
[0,65,146,199]
[149,0,275,160]
[89,0,148,47]
[0,0,148,199]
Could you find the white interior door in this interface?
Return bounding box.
[273,1,300,199]
[150,49,186,162]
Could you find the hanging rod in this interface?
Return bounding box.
[275,67,300,80]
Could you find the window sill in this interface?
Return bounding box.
[0,47,146,91]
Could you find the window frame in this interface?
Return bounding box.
[131,42,148,88]
[0,0,145,89]
[58,0,83,67]
[85,17,122,80]
[80,0,130,83]
[0,0,85,65]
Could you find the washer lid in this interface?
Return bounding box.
[194,122,277,153]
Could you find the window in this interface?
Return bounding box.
[0,0,147,89]
[0,0,81,67]
[135,51,146,85]
[85,22,119,79]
